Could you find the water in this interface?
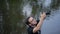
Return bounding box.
[23,2,32,17]
[1,0,60,34]
[42,0,52,8]
[41,10,60,34]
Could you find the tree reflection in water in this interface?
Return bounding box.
[0,0,60,34]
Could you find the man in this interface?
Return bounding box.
[25,12,46,34]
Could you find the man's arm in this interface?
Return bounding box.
[33,12,46,33]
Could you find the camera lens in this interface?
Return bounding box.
[46,11,51,15]
[46,12,50,15]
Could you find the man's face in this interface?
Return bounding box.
[28,17,37,25]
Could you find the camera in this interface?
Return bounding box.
[46,11,50,15]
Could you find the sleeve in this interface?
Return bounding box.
[27,27,33,34]
[37,20,40,24]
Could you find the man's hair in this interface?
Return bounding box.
[25,17,31,25]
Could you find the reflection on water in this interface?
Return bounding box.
[41,9,60,34]
[0,0,60,34]
[23,2,32,17]
[43,0,51,8]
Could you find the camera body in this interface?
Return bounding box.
[46,11,50,15]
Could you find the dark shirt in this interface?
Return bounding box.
[27,20,41,34]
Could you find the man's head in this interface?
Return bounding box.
[26,16,37,26]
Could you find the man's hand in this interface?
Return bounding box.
[40,12,46,20]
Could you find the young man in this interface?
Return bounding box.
[25,12,46,34]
